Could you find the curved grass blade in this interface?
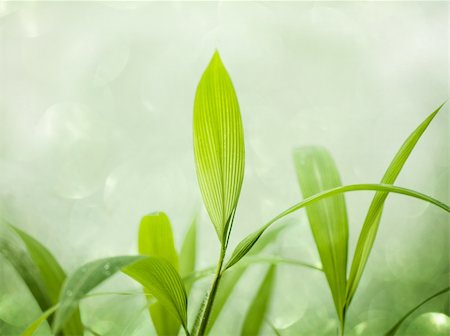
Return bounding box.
[3,225,83,335]
[21,305,58,336]
[293,147,348,322]
[52,256,143,333]
[180,217,197,292]
[123,257,188,332]
[384,287,450,336]
[205,222,290,334]
[193,50,245,245]
[22,291,158,336]
[225,183,449,270]
[10,226,66,304]
[346,102,446,306]
[0,238,51,312]
[138,212,180,336]
[182,255,321,288]
[240,265,276,336]
[235,255,322,272]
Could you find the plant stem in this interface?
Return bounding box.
[340,309,346,336]
[194,246,226,336]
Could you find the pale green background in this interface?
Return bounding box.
[0,1,448,335]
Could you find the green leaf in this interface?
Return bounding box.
[0,317,21,336]
[182,255,321,292]
[346,102,446,306]
[138,212,180,336]
[11,226,66,304]
[138,212,179,270]
[180,217,197,292]
[52,256,143,333]
[384,287,450,336]
[21,305,58,336]
[236,255,322,272]
[2,225,84,335]
[240,266,276,336]
[0,238,51,313]
[293,147,348,321]
[205,222,290,334]
[225,183,449,270]
[193,50,245,245]
[123,257,188,331]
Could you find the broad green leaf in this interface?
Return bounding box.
[240,266,276,336]
[0,318,21,335]
[205,221,290,334]
[180,217,197,292]
[346,102,446,306]
[53,256,143,333]
[138,212,180,336]
[2,225,83,335]
[193,50,245,245]
[123,257,188,331]
[293,147,348,321]
[225,183,449,270]
[385,287,450,336]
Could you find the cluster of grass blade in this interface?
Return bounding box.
[1,51,448,336]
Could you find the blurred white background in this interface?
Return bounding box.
[0,1,448,334]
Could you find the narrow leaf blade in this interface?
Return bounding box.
[225,183,449,270]
[206,222,290,334]
[53,256,143,333]
[4,225,84,335]
[240,266,276,336]
[21,305,58,336]
[193,50,245,244]
[346,102,446,305]
[293,147,348,321]
[384,287,450,336]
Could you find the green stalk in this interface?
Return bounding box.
[193,247,226,336]
[340,315,345,336]
[339,305,346,336]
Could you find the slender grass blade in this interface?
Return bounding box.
[346,103,446,306]
[205,222,290,334]
[384,287,450,336]
[225,183,449,270]
[52,256,142,333]
[3,225,84,335]
[21,305,58,336]
[240,265,276,336]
